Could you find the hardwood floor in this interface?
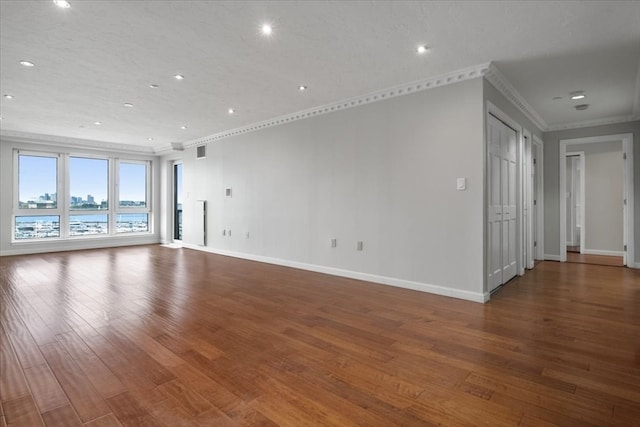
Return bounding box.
[566,251,625,267]
[1,245,639,426]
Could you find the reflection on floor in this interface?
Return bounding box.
[566,251,624,267]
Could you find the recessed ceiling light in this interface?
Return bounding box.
[261,24,273,36]
[20,60,35,67]
[123,103,133,108]
[570,91,585,100]
[228,108,235,114]
[180,125,188,130]
[174,74,184,80]
[4,94,14,99]
[53,0,71,8]
[416,45,428,54]
[298,85,307,91]
[94,121,101,125]
[149,84,159,89]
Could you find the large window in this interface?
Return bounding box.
[18,154,58,209]
[13,150,152,241]
[117,161,150,233]
[70,157,108,210]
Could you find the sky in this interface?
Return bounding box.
[19,155,147,203]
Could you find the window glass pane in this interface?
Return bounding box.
[116,213,148,233]
[70,157,108,210]
[119,162,147,208]
[18,155,57,209]
[15,216,60,239]
[69,214,108,236]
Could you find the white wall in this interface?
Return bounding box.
[0,138,161,255]
[170,78,487,301]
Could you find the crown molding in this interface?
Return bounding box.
[182,63,492,149]
[0,130,156,155]
[484,63,548,132]
[546,114,640,132]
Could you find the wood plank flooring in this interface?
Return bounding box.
[566,251,625,267]
[1,245,639,426]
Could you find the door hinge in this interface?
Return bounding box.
[534,241,537,247]
[624,244,627,251]
[623,152,627,160]
[534,199,537,205]
[624,198,627,206]
[533,158,537,165]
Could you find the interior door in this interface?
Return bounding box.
[502,124,518,280]
[488,116,503,291]
[488,115,518,292]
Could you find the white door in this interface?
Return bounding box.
[488,115,518,292]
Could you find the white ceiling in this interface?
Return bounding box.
[1,0,639,152]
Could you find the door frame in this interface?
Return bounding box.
[532,135,545,262]
[486,101,525,292]
[172,160,183,243]
[564,152,585,253]
[559,133,634,265]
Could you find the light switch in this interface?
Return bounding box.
[456,177,467,191]
[331,238,337,248]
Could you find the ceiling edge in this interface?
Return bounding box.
[0,130,156,155]
[182,62,492,150]
[484,63,548,132]
[546,114,640,132]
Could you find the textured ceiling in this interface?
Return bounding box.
[1,0,639,151]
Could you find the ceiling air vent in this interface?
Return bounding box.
[575,104,589,111]
[196,145,206,159]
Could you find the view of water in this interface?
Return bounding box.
[15,214,149,239]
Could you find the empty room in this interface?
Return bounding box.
[1,1,639,426]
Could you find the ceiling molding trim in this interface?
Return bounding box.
[182,62,492,149]
[0,130,156,155]
[484,63,548,132]
[546,114,640,132]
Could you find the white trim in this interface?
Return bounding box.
[183,63,492,149]
[182,243,489,303]
[544,254,562,261]
[484,64,547,132]
[581,249,625,257]
[1,130,155,155]
[532,135,545,261]
[546,114,640,132]
[632,53,640,117]
[565,151,585,254]
[1,235,159,256]
[559,133,634,267]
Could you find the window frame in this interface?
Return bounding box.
[11,149,153,242]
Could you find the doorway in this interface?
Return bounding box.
[173,162,183,242]
[559,134,634,267]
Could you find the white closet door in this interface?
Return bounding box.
[502,125,518,281]
[488,115,517,292]
[488,116,504,291]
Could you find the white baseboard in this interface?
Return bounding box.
[0,236,160,256]
[581,249,624,257]
[544,254,561,261]
[182,243,489,303]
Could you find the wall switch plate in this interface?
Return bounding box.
[456,177,467,191]
[246,232,250,238]
[222,230,226,236]
[357,241,363,251]
[331,238,337,247]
